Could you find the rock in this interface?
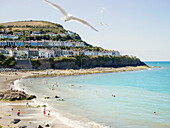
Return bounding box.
[54,96,60,98]
[45,124,50,127]
[56,98,64,101]
[0,90,36,101]
[38,125,43,128]
[19,126,27,128]
[44,97,50,99]
[11,119,21,124]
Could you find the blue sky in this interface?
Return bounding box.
[0,0,170,61]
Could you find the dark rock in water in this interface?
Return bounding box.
[19,126,27,128]
[0,90,36,101]
[44,97,50,99]
[54,96,60,98]
[11,119,21,124]
[38,125,44,128]
[45,124,50,127]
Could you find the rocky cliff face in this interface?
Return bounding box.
[33,56,147,69]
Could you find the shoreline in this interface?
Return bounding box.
[0,66,150,128]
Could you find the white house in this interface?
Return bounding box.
[58,33,66,36]
[12,49,29,58]
[13,32,23,36]
[61,50,73,57]
[46,32,58,37]
[66,31,74,36]
[0,34,18,39]
[73,51,80,56]
[31,31,42,36]
[84,51,95,56]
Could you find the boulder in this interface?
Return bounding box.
[45,124,50,127]
[54,96,60,98]
[11,119,21,124]
[38,125,44,128]
[19,126,27,128]
[0,90,36,101]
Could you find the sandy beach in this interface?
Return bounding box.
[0,66,150,128]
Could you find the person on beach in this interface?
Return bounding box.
[17,110,20,116]
[11,108,13,111]
[48,111,50,117]
[43,108,46,115]
[26,101,29,107]
[154,112,156,117]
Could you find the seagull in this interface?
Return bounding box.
[99,22,108,26]
[43,0,98,32]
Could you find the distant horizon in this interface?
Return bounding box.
[0,0,170,61]
[144,60,170,62]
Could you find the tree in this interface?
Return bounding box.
[0,53,6,61]
[0,25,6,33]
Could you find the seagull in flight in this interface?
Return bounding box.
[99,22,108,26]
[43,0,98,32]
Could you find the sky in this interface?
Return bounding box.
[0,0,170,61]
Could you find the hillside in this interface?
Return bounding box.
[0,20,86,44]
[0,20,63,31]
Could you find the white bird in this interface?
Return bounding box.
[43,0,98,32]
[99,22,108,26]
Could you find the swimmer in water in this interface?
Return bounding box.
[153,112,156,117]
[112,94,115,97]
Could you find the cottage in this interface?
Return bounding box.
[46,32,58,37]
[13,32,23,36]
[66,31,74,36]
[0,34,18,39]
[12,48,29,58]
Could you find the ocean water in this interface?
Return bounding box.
[15,62,170,128]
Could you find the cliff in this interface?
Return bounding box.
[31,55,147,69]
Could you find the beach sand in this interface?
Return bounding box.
[0,66,150,128]
[0,73,71,128]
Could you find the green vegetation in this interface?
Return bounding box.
[0,53,6,61]
[4,115,11,116]
[31,58,41,66]
[53,57,76,62]
[0,54,16,68]
[42,105,46,107]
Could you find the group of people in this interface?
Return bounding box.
[43,107,51,117]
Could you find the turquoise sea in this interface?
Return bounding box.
[15,62,170,128]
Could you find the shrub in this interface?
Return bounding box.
[31,59,41,66]
[2,57,16,68]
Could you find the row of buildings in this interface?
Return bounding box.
[0,40,86,47]
[0,31,75,40]
[0,48,120,59]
